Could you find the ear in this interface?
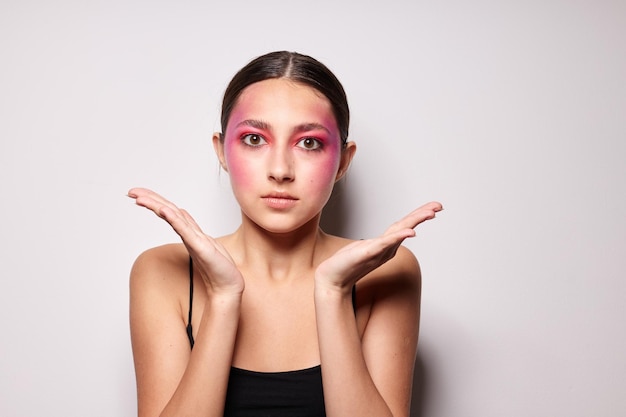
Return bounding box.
[212,132,228,172]
[335,141,357,182]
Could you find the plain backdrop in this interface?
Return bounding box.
[1,1,625,416]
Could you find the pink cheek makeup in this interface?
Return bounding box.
[224,136,255,190]
[302,142,342,199]
[317,147,341,182]
[313,130,342,178]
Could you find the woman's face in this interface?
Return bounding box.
[215,78,351,234]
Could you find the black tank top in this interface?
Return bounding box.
[186,258,355,417]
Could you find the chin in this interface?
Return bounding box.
[246,213,321,235]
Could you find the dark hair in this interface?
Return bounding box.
[220,51,349,145]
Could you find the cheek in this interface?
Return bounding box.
[306,151,341,195]
[320,156,340,183]
[320,143,342,178]
[224,140,253,190]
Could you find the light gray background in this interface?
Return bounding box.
[1,1,624,416]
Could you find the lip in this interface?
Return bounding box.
[262,192,298,209]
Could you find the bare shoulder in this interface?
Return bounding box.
[129,243,192,364]
[131,243,189,281]
[361,245,421,304]
[381,244,421,283]
[129,243,190,309]
[129,244,196,415]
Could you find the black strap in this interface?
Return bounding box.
[186,257,195,349]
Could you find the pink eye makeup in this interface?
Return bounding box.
[296,137,323,150]
[241,133,267,147]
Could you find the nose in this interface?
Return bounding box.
[267,147,294,183]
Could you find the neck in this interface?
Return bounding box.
[228,214,329,282]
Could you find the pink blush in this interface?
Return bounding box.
[223,137,253,189]
[304,150,341,201]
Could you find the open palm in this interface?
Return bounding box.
[128,188,245,296]
[315,202,443,290]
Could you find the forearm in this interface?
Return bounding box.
[314,285,394,417]
[157,294,241,417]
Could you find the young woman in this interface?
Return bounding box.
[128,51,442,417]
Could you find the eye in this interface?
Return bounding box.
[241,134,267,147]
[296,137,322,150]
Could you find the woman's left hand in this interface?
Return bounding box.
[315,201,443,293]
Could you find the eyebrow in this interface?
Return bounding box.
[294,122,331,134]
[235,119,331,135]
[236,119,270,130]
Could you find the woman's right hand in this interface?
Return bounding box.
[128,187,244,297]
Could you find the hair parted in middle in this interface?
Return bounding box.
[220,51,350,146]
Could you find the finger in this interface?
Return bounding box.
[157,205,206,241]
[127,187,148,198]
[180,208,204,232]
[334,233,410,278]
[130,188,177,209]
[129,189,228,268]
[178,209,212,242]
[384,201,443,235]
[128,187,168,201]
[129,189,183,219]
[370,229,416,256]
[129,189,205,242]
[348,229,414,262]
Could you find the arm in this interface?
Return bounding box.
[315,202,441,417]
[129,188,244,417]
[315,248,420,417]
